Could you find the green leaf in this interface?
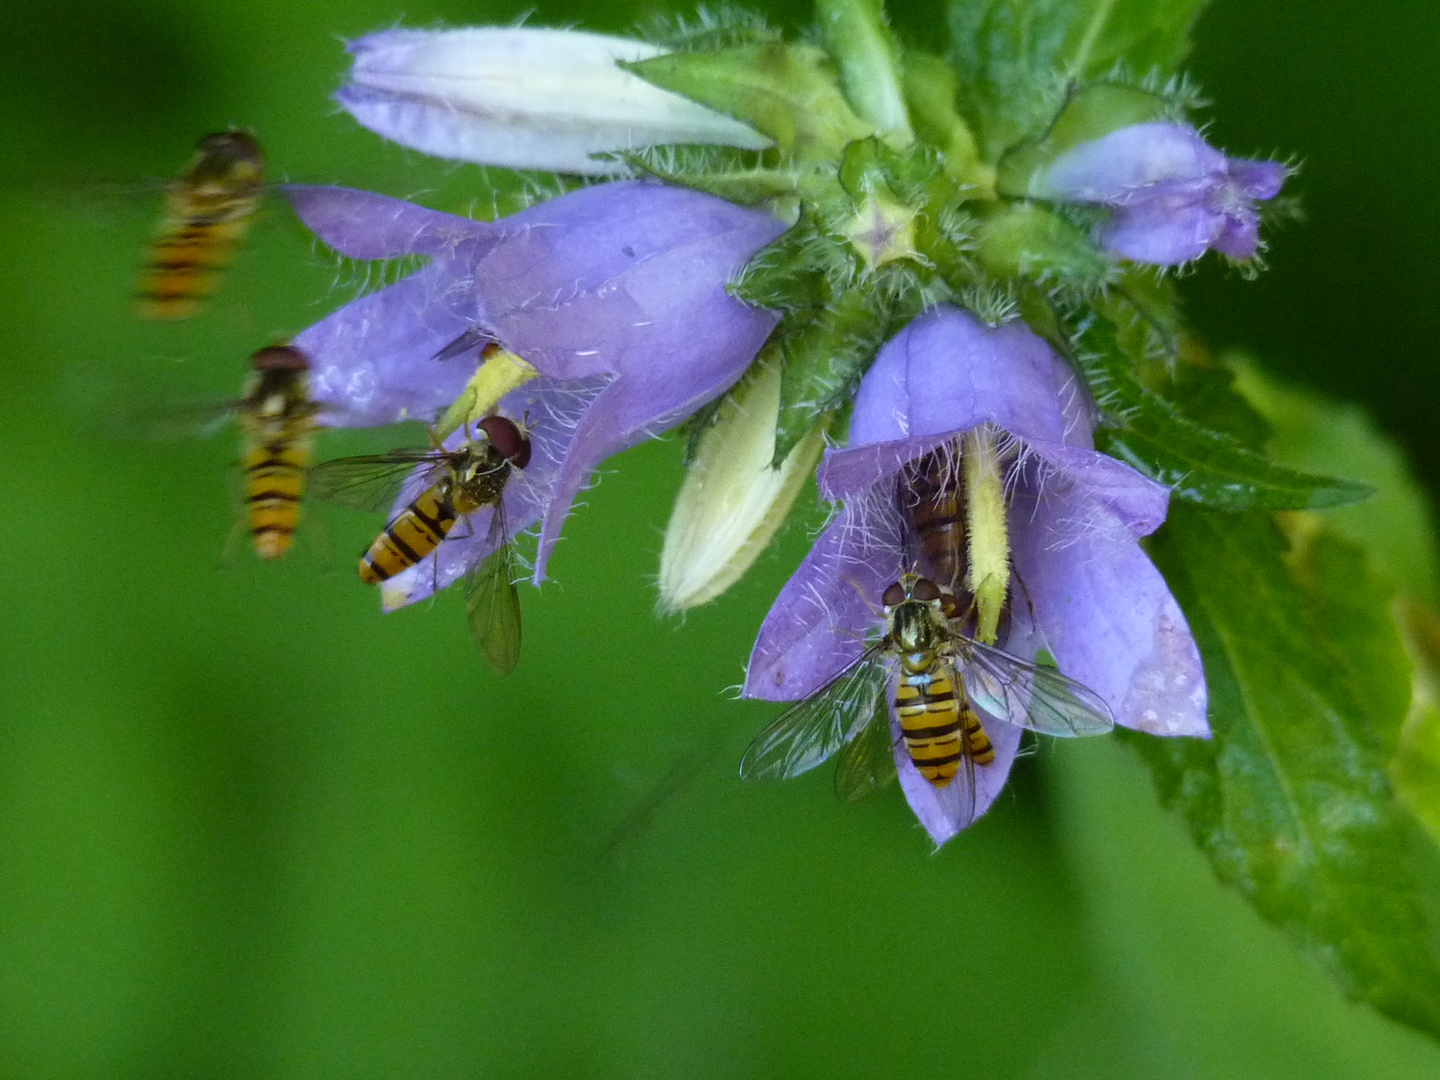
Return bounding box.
[947,0,1209,159]
[1395,701,1440,847]
[1075,321,1374,510]
[624,43,873,162]
[1233,362,1440,605]
[1135,507,1440,1039]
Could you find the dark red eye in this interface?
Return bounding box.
[251,344,309,372]
[881,582,905,607]
[478,415,531,469]
[911,577,941,602]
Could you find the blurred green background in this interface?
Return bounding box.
[0,0,1438,1077]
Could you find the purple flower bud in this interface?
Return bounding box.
[743,306,1208,846]
[285,180,786,587]
[337,27,771,175]
[1027,123,1289,265]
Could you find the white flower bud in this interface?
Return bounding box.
[659,357,824,613]
[339,27,773,175]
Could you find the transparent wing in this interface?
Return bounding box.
[952,637,1115,737]
[307,451,444,513]
[740,649,888,782]
[832,693,899,804]
[464,505,521,676]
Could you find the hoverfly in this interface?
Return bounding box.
[307,416,531,674]
[236,344,322,559]
[740,573,1114,803]
[136,130,266,320]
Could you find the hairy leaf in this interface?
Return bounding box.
[1136,508,1440,1039]
[948,0,1209,159]
[1076,322,1373,510]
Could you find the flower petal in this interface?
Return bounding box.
[1020,442,1171,536]
[839,306,1093,457]
[1230,158,1290,201]
[1100,192,1219,265]
[744,494,903,702]
[1031,123,1228,202]
[1010,483,1208,736]
[292,253,486,426]
[282,184,495,260]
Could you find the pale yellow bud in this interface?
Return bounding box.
[658,358,824,613]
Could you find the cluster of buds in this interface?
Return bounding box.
[259,1,1300,845]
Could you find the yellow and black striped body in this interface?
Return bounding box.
[238,347,317,559]
[900,445,967,598]
[359,449,509,584]
[894,652,995,787]
[884,576,997,788]
[137,131,265,320]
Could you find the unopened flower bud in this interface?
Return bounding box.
[338,27,773,174]
[659,357,825,613]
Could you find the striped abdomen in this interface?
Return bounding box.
[359,486,458,584]
[137,189,261,319]
[894,654,994,787]
[245,437,309,559]
[902,454,967,595]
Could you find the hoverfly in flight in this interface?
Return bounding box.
[740,573,1114,804]
[308,416,532,674]
[136,130,266,320]
[236,344,322,559]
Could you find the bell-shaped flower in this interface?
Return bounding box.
[284,179,786,597]
[1024,122,1288,265]
[743,305,1208,846]
[337,27,772,175]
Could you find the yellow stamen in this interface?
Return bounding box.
[962,424,1010,645]
[435,343,538,439]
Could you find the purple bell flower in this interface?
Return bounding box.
[743,306,1208,846]
[284,180,786,594]
[1027,122,1289,265]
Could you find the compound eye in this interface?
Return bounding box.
[881,582,905,607]
[478,415,532,469]
[911,577,941,602]
[251,344,309,372]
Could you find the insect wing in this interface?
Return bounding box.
[740,649,887,782]
[464,504,522,676]
[953,638,1115,737]
[832,693,899,804]
[307,451,448,514]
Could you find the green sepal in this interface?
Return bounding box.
[815,0,912,141]
[973,201,1113,288]
[772,287,890,463]
[1135,507,1440,1041]
[1074,319,1374,510]
[623,43,873,162]
[610,144,803,205]
[728,205,856,312]
[996,82,1176,196]
[899,52,987,187]
[947,0,1209,160]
